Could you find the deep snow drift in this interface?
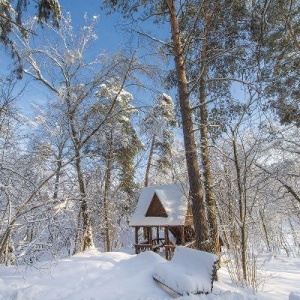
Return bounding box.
[0,248,299,300]
[153,246,218,295]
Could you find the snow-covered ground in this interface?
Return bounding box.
[0,248,299,300]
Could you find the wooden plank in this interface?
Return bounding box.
[153,277,181,298]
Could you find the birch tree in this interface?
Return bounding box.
[211,91,275,286]
[213,132,261,285]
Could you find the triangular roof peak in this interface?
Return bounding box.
[145,191,168,218]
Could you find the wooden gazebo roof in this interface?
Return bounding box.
[129,183,191,227]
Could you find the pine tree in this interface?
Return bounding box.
[142,93,177,186]
[86,79,143,251]
[103,0,211,251]
[251,0,300,126]
[178,0,252,255]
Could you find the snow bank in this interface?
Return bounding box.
[0,248,299,300]
[0,250,169,300]
[179,291,257,300]
[153,246,218,296]
[290,292,300,300]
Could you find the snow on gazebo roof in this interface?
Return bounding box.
[129,183,188,227]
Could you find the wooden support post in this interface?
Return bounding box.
[149,227,153,246]
[165,227,169,244]
[165,226,169,259]
[135,227,139,244]
[135,226,139,254]
[181,226,185,245]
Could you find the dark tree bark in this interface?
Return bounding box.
[232,131,247,281]
[166,0,209,251]
[199,85,219,254]
[103,134,114,252]
[103,0,210,250]
[65,95,92,252]
[198,9,219,255]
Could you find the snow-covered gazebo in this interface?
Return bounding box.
[129,184,194,259]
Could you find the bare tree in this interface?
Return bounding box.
[17,13,141,252]
[0,0,61,77]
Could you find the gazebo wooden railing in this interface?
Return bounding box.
[134,226,186,260]
[134,243,176,260]
[134,243,153,254]
[134,238,165,254]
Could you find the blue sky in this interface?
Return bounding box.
[46,1,170,59]
[0,1,173,116]
[0,2,116,113]
[58,0,125,54]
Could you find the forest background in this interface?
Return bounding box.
[1,0,300,290]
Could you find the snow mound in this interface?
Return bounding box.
[0,249,299,299]
[290,292,300,300]
[153,246,218,296]
[179,291,257,300]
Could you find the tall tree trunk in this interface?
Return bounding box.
[144,135,156,187]
[0,194,15,265]
[198,11,219,255]
[166,0,209,251]
[103,137,113,252]
[232,131,247,281]
[259,210,271,252]
[50,147,64,246]
[223,159,235,250]
[67,98,92,252]
[143,135,156,240]
[75,151,92,252]
[53,147,63,201]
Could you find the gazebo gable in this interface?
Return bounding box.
[145,192,168,218]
